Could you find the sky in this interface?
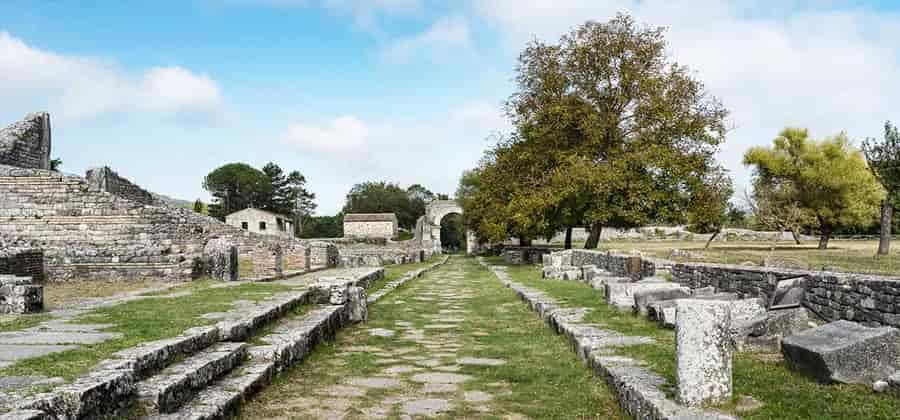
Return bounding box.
[2,0,900,215]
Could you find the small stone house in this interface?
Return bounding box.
[226,208,295,238]
[343,213,398,239]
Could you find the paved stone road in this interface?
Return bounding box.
[242,257,622,419]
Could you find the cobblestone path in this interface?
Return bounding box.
[241,257,623,419]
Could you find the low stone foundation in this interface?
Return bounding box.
[0,274,43,314]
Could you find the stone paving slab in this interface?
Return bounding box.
[0,344,79,362]
[0,331,121,345]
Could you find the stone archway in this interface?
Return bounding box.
[421,200,476,255]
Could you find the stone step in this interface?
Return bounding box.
[147,305,350,420]
[136,342,248,414]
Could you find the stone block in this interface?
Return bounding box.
[548,250,572,267]
[347,286,367,322]
[202,238,238,282]
[770,276,807,309]
[633,286,691,316]
[604,281,682,309]
[734,307,811,352]
[675,299,733,406]
[782,320,900,384]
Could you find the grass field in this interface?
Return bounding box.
[486,257,900,419]
[588,239,900,275]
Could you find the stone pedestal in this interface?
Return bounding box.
[675,299,733,406]
[347,286,368,322]
[202,239,238,281]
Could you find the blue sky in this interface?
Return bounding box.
[2,0,900,214]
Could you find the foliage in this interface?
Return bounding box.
[462,14,729,247]
[49,158,62,171]
[342,181,441,229]
[300,214,343,238]
[685,167,733,247]
[203,163,272,220]
[260,162,316,236]
[744,128,884,248]
[863,121,900,204]
[439,213,465,251]
[192,199,205,214]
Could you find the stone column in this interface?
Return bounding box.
[466,230,478,255]
[675,299,733,406]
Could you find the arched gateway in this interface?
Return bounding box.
[416,200,477,255]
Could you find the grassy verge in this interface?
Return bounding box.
[240,257,624,419]
[0,313,52,333]
[492,259,900,419]
[365,256,442,296]
[0,282,294,381]
[42,278,174,310]
[589,239,900,275]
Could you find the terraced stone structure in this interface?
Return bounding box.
[0,112,323,283]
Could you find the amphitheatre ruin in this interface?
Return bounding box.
[2,115,900,417]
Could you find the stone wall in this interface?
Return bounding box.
[85,166,159,206]
[0,249,45,283]
[0,275,42,314]
[0,112,51,170]
[343,221,396,239]
[308,241,340,268]
[544,249,656,279]
[670,261,900,327]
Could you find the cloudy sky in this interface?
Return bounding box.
[2,0,899,214]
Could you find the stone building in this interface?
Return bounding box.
[343,213,398,239]
[226,208,295,238]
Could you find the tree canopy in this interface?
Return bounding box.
[744,128,884,249]
[460,14,730,248]
[342,181,442,230]
[863,121,900,255]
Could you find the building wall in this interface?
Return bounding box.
[0,112,51,170]
[343,221,396,239]
[226,210,294,238]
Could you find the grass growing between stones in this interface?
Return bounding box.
[240,257,624,419]
[43,278,176,309]
[0,313,52,333]
[491,259,900,420]
[0,281,294,381]
[366,256,441,296]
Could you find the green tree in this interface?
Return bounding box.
[300,215,343,238]
[192,199,205,214]
[862,121,900,255]
[260,162,317,236]
[203,163,272,220]
[406,184,435,224]
[744,128,884,249]
[342,181,417,229]
[50,158,62,171]
[685,168,734,249]
[465,14,729,249]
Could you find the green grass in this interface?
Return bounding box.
[591,239,900,276]
[0,313,52,333]
[365,256,442,296]
[0,281,294,381]
[239,257,624,419]
[493,259,900,419]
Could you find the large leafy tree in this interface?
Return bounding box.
[300,214,343,238]
[406,184,436,224]
[862,121,900,255]
[744,128,884,249]
[342,181,417,229]
[465,14,729,248]
[685,168,734,249]
[203,163,272,220]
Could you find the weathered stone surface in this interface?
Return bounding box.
[0,409,48,420]
[136,342,247,413]
[542,265,581,280]
[675,299,733,406]
[734,307,811,351]
[633,287,691,316]
[0,344,78,363]
[781,320,900,384]
[770,277,806,309]
[605,281,682,309]
[0,112,50,170]
[202,238,238,282]
[347,286,367,322]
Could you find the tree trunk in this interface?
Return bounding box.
[584,223,602,249]
[878,200,892,256]
[818,226,832,250]
[704,230,720,249]
[519,235,532,247]
[564,227,573,250]
[791,228,801,245]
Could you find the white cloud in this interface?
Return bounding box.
[0,32,223,121]
[470,0,900,198]
[450,101,508,132]
[381,15,472,61]
[281,115,370,155]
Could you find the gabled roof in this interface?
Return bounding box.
[343,213,397,222]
